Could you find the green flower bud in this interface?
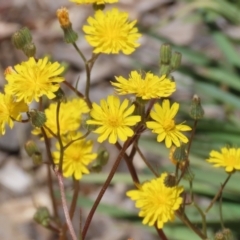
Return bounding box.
[97,148,109,166]
[32,152,42,165]
[53,87,66,103]
[171,52,182,70]
[62,27,78,44]
[23,42,36,58]
[190,94,204,120]
[28,109,47,128]
[34,207,51,227]
[11,27,32,50]
[214,232,225,240]
[159,64,171,76]
[160,43,172,65]
[25,140,39,157]
[164,173,176,187]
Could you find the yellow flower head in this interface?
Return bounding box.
[53,132,97,180]
[83,8,141,55]
[146,100,191,148]
[70,0,118,4]
[206,147,240,173]
[111,71,176,99]
[32,98,89,138]
[5,57,64,103]
[0,92,28,135]
[57,7,70,28]
[126,172,184,229]
[86,95,141,144]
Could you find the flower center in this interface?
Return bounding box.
[226,154,236,166]
[163,119,175,132]
[108,116,121,128]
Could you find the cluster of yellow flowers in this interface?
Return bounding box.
[1,0,240,233]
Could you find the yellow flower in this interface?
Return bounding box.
[83,8,141,55]
[206,147,240,173]
[5,57,64,103]
[146,100,191,148]
[111,71,176,99]
[86,95,141,144]
[70,0,118,4]
[53,132,97,180]
[32,98,89,138]
[0,92,28,135]
[126,173,183,229]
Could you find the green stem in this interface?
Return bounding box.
[63,81,85,99]
[219,192,225,229]
[56,102,64,173]
[205,174,232,213]
[72,42,87,63]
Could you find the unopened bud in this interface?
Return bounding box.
[171,52,182,70]
[34,207,51,227]
[160,43,172,65]
[28,109,46,128]
[53,88,66,102]
[11,27,32,50]
[32,152,42,165]
[190,95,204,120]
[160,64,171,76]
[23,42,36,57]
[164,173,176,187]
[169,144,188,168]
[57,7,78,44]
[25,140,38,157]
[90,148,109,173]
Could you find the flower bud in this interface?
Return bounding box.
[28,109,47,128]
[160,43,172,65]
[25,140,38,157]
[32,152,42,165]
[33,207,51,227]
[11,27,32,50]
[53,87,66,103]
[159,64,171,76]
[56,7,78,44]
[190,94,204,120]
[164,173,176,187]
[171,52,182,70]
[90,148,109,173]
[169,144,188,168]
[23,42,36,57]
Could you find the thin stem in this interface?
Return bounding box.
[115,141,139,183]
[187,120,198,154]
[135,144,159,177]
[81,135,138,240]
[72,42,87,63]
[176,211,207,239]
[205,174,232,213]
[219,192,225,229]
[56,102,64,173]
[154,223,168,240]
[41,127,59,222]
[43,125,58,139]
[63,131,90,150]
[193,202,207,236]
[63,81,85,99]
[61,179,80,237]
[55,170,78,240]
